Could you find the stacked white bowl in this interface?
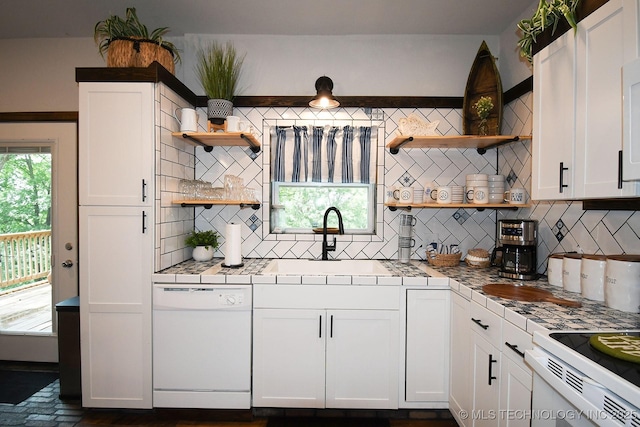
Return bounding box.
[451,185,464,203]
[465,174,488,203]
[488,175,505,204]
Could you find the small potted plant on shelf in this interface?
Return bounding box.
[517,0,580,64]
[185,230,220,262]
[195,41,245,125]
[94,7,181,73]
[473,96,494,135]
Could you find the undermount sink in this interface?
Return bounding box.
[262,259,391,276]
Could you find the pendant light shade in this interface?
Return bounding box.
[309,76,340,109]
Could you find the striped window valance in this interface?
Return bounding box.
[271,124,376,184]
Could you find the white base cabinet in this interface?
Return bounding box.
[449,289,472,426]
[252,284,400,409]
[402,288,450,407]
[450,293,534,427]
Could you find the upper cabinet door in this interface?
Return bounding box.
[575,0,640,197]
[532,29,577,200]
[79,82,154,207]
[624,58,640,180]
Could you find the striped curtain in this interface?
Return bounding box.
[271,124,374,184]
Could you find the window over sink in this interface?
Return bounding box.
[267,121,380,234]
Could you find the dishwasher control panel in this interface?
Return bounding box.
[153,284,252,310]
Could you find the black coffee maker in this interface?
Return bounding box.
[492,219,538,280]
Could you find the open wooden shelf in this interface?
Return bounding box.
[174,200,260,210]
[386,135,530,154]
[172,132,260,153]
[385,202,531,211]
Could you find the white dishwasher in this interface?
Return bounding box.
[152,283,252,409]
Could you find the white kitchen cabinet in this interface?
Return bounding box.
[79,82,155,408]
[449,290,472,427]
[252,307,399,409]
[532,29,577,200]
[499,321,533,427]
[533,0,640,199]
[79,206,153,408]
[79,82,154,207]
[403,289,450,407]
[623,57,640,180]
[469,301,503,427]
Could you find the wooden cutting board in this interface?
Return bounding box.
[482,283,582,308]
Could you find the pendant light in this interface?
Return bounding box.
[309,76,340,109]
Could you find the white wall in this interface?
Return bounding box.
[179,34,500,97]
[0,38,103,112]
[0,32,531,113]
[499,0,536,89]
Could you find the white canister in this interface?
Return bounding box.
[605,255,640,313]
[547,253,564,287]
[580,254,606,301]
[562,253,582,293]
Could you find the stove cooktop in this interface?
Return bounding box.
[550,331,640,389]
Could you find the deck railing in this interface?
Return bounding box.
[0,230,51,291]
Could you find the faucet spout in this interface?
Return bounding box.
[321,207,344,260]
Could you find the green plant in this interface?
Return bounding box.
[517,0,580,64]
[93,7,180,63]
[473,96,494,120]
[195,42,245,100]
[185,230,219,250]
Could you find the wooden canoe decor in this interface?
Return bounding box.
[462,41,503,135]
[482,283,582,308]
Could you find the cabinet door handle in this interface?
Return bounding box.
[319,315,322,338]
[330,314,334,338]
[488,354,497,385]
[618,150,623,189]
[505,342,525,358]
[471,318,489,330]
[142,211,147,233]
[559,162,569,193]
[142,179,147,202]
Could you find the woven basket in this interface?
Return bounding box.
[427,252,461,267]
[106,37,175,74]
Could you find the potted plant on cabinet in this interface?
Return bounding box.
[517,0,580,64]
[185,230,220,262]
[94,7,181,73]
[195,41,246,125]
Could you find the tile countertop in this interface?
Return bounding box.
[427,263,640,332]
[153,258,640,332]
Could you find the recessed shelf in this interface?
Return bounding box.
[385,202,531,211]
[172,132,261,153]
[386,135,530,155]
[174,200,260,210]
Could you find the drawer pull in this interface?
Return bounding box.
[505,342,525,358]
[488,353,497,385]
[471,318,489,330]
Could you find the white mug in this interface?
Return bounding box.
[431,186,452,204]
[226,115,248,132]
[386,186,399,203]
[465,186,475,203]
[398,186,414,204]
[174,108,198,132]
[504,188,526,204]
[423,182,436,204]
[472,186,489,204]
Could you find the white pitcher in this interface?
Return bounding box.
[174,108,198,133]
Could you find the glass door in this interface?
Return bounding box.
[0,122,77,362]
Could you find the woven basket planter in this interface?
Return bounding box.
[106,37,175,74]
[207,99,234,124]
